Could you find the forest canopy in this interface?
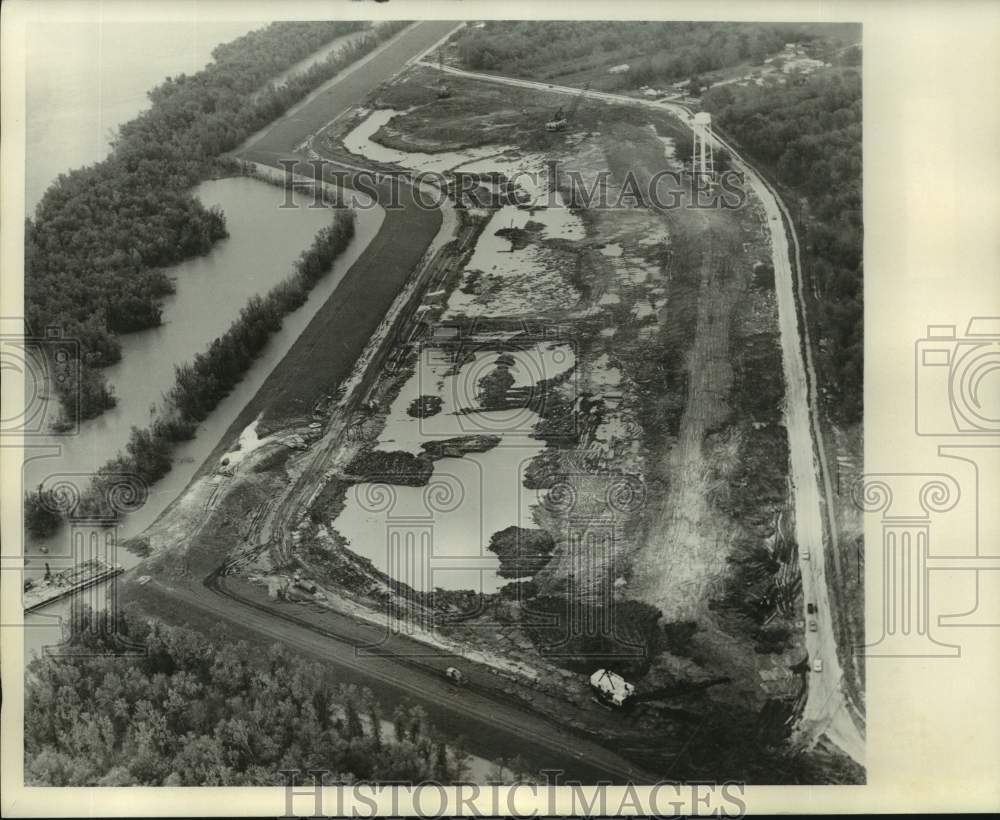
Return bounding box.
[453,21,858,89]
[26,21,408,424]
[25,608,470,785]
[703,69,863,422]
[452,21,863,421]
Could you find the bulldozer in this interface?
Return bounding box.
[544,82,589,132]
[545,105,568,132]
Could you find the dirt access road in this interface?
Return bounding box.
[126,569,652,783]
[196,21,463,462]
[126,22,653,782]
[239,21,461,157]
[421,61,864,765]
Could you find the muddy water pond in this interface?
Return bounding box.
[24,177,383,654]
[331,115,593,593]
[336,435,542,594]
[445,202,585,319]
[334,341,576,594]
[343,108,510,174]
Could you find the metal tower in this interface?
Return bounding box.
[692,112,715,179]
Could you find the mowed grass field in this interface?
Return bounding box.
[217,156,441,432]
[244,21,459,155]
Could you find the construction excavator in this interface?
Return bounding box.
[545,82,590,132]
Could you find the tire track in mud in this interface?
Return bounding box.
[123,24,657,781]
[632,234,741,620]
[420,61,864,765]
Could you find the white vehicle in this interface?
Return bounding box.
[801,550,811,560]
[589,669,635,707]
[812,658,823,673]
[444,666,467,686]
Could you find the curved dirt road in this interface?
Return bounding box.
[125,22,654,783]
[421,61,864,765]
[126,23,860,777]
[127,567,652,784]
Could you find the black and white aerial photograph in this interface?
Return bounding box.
[1,1,996,817]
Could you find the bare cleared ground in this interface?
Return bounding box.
[239,71,833,778]
[630,225,743,618]
[129,63,859,781]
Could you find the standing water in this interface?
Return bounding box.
[330,111,587,596]
[23,179,384,655]
[23,19,383,562]
[25,20,264,213]
[333,342,576,594]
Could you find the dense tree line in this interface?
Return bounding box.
[453,22,838,87]
[27,21,409,424]
[703,69,863,422]
[24,487,62,537]
[25,214,355,536]
[25,608,468,785]
[166,214,355,425]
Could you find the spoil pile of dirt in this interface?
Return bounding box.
[488,526,556,578]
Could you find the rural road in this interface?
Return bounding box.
[125,21,654,784]
[125,21,860,778]
[238,21,461,157]
[129,569,652,784]
[421,61,865,765]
